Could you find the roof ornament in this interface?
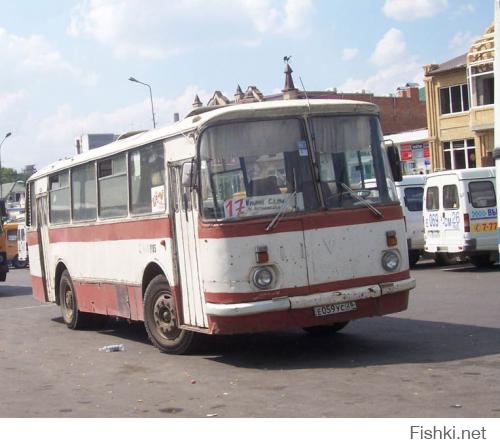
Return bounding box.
[192,94,202,109]
[282,55,298,99]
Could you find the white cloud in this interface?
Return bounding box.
[68,0,315,59]
[452,3,475,17]
[370,28,406,66]
[338,29,422,95]
[338,58,423,95]
[449,31,478,52]
[0,90,28,116]
[342,48,359,61]
[383,0,448,21]
[36,85,209,151]
[0,27,97,85]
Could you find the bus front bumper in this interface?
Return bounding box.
[205,277,416,317]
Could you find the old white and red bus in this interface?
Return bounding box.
[26,99,415,354]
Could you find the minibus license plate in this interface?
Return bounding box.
[313,301,357,317]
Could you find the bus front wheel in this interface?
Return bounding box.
[144,275,198,355]
[59,270,90,329]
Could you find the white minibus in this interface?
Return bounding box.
[424,168,497,267]
[395,175,425,267]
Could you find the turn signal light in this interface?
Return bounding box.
[255,246,269,264]
[386,231,398,247]
[464,213,470,232]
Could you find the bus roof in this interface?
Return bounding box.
[29,99,379,182]
[426,167,496,181]
[396,174,426,186]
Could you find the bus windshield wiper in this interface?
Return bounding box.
[340,183,384,218]
[265,191,297,232]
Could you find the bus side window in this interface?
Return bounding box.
[98,155,128,219]
[49,171,71,224]
[129,143,165,215]
[72,162,97,222]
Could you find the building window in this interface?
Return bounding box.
[469,62,494,107]
[443,139,476,170]
[439,84,469,115]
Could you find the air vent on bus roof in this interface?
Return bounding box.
[184,105,228,118]
[116,130,147,140]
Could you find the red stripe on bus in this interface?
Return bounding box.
[204,270,410,304]
[208,290,409,334]
[72,281,144,321]
[31,275,46,302]
[198,205,403,239]
[27,231,39,246]
[48,217,172,243]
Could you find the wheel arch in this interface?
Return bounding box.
[54,261,69,305]
[142,262,169,300]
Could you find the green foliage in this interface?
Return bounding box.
[0,167,18,184]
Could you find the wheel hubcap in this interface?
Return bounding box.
[153,293,181,340]
[62,286,74,320]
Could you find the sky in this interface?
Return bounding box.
[0,0,494,172]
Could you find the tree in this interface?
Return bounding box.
[0,167,18,184]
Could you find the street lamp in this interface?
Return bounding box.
[0,132,12,199]
[128,76,156,129]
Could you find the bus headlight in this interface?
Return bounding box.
[252,266,275,290]
[381,250,400,272]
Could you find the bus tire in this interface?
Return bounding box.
[303,321,349,336]
[144,275,197,355]
[59,270,90,330]
[470,254,494,268]
[434,253,457,266]
[408,250,420,268]
[13,256,27,269]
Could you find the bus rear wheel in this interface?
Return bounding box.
[59,270,90,329]
[303,321,350,336]
[144,275,197,355]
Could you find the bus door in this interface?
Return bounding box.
[36,194,55,302]
[169,161,208,329]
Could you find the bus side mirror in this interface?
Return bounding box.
[387,146,403,182]
[181,161,197,189]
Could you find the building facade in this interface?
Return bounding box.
[199,62,427,137]
[423,23,494,171]
[384,129,431,175]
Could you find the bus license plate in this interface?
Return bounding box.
[313,301,357,317]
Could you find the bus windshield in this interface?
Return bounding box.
[200,115,396,221]
[200,118,319,220]
[310,115,396,209]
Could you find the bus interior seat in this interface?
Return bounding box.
[248,176,281,196]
